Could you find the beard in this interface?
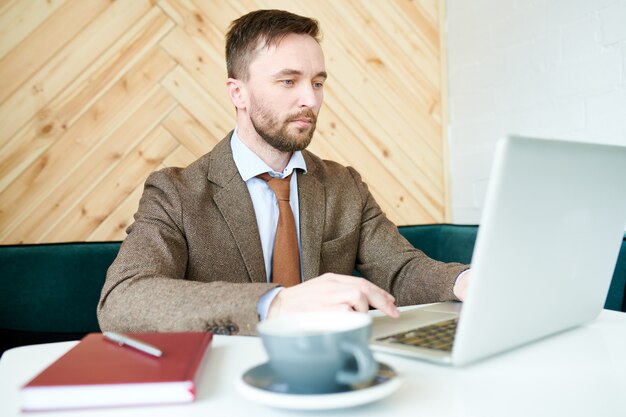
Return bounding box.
[249,96,318,153]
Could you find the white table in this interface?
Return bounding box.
[1,309,625,417]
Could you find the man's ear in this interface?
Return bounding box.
[226,78,247,110]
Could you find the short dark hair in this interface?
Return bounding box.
[225,9,321,80]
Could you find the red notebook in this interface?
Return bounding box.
[21,332,213,411]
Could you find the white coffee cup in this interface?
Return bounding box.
[257,311,379,393]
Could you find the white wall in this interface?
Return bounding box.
[446,0,626,224]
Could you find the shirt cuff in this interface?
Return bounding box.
[257,287,284,321]
[455,268,470,284]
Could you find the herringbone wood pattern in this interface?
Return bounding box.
[0,0,448,244]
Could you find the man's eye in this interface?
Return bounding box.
[314,82,324,88]
[281,80,294,86]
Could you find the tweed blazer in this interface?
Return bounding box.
[97,133,467,335]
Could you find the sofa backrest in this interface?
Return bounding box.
[607,235,626,312]
[0,242,121,355]
[1,225,624,356]
[398,224,478,264]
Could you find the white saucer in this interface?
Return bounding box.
[234,361,402,410]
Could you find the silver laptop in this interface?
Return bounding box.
[371,135,626,366]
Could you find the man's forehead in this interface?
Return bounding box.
[253,32,318,52]
[252,33,324,62]
[246,40,325,81]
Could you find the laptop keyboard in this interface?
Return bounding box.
[376,319,458,352]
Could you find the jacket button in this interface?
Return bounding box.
[215,326,230,335]
[206,322,239,335]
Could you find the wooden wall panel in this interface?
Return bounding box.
[0,0,449,244]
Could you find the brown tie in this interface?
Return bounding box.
[257,172,301,287]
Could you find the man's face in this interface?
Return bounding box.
[243,34,326,152]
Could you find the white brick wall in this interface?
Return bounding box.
[446,0,626,223]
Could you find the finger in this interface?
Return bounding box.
[367,293,400,318]
[328,304,355,313]
[331,275,397,302]
[326,278,399,317]
[319,285,367,312]
[343,289,370,313]
[348,278,399,315]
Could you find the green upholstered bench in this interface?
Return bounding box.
[1,224,625,357]
[0,242,120,357]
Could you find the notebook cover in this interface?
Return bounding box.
[21,332,212,411]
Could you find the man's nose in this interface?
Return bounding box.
[298,83,320,108]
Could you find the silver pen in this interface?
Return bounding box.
[103,331,163,357]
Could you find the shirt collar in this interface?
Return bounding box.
[230,128,307,181]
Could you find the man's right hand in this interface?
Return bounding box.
[266,273,400,319]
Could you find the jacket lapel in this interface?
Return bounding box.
[208,135,267,283]
[299,152,325,281]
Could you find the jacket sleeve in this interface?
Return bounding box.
[348,167,469,306]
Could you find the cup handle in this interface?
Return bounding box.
[336,341,379,386]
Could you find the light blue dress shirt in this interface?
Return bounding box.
[230,129,306,319]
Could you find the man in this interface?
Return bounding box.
[98,9,470,336]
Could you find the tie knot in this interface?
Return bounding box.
[257,172,292,201]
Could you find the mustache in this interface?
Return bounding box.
[287,109,317,123]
